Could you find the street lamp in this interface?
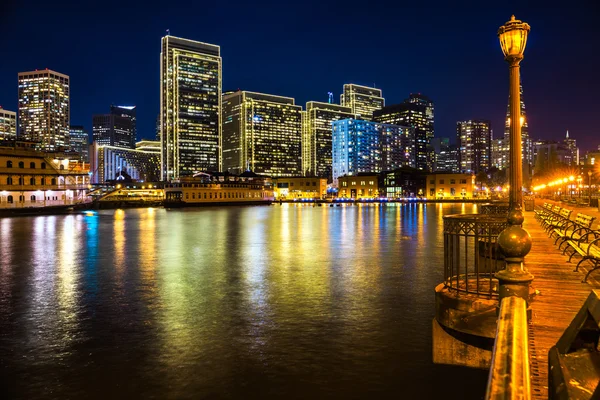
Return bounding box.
[495,16,533,308]
[498,15,530,212]
[589,171,593,206]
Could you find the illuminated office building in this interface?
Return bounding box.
[492,137,508,170]
[340,84,384,120]
[331,119,414,185]
[456,120,492,174]
[222,90,302,177]
[69,125,89,162]
[563,130,578,166]
[373,94,434,171]
[161,35,222,180]
[502,83,532,182]
[302,101,353,180]
[18,69,70,151]
[0,107,17,141]
[92,105,136,149]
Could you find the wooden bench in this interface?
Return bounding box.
[576,198,590,207]
[553,213,596,249]
[543,208,572,233]
[534,203,552,221]
[538,205,562,227]
[567,230,600,282]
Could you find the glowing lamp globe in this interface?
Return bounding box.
[498,15,530,60]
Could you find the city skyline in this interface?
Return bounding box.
[1,1,598,154]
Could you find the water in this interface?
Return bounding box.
[0,203,488,399]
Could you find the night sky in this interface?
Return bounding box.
[1,0,599,151]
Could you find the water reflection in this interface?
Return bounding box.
[1,203,487,399]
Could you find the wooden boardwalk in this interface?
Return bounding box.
[524,202,600,398]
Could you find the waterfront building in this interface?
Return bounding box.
[163,171,274,206]
[69,125,89,162]
[492,137,509,170]
[381,167,427,198]
[456,120,492,174]
[161,36,222,180]
[272,176,327,199]
[222,90,302,177]
[0,142,90,207]
[337,173,380,199]
[373,94,434,171]
[90,141,161,184]
[18,69,70,151]
[92,105,136,149]
[0,107,17,142]
[340,84,384,120]
[302,101,353,180]
[426,173,475,199]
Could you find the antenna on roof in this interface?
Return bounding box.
[166,29,170,36]
[328,92,333,104]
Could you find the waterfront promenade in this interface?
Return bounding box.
[526,199,600,398]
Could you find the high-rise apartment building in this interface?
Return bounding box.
[373,94,434,171]
[456,120,492,174]
[302,101,353,180]
[18,69,70,150]
[340,84,384,120]
[222,90,302,177]
[69,125,89,162]
[92,105,136,149]
[161,36,222,180]
[331,119,415,184]
[0,107,17,141]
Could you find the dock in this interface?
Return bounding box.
[525,200,600,398]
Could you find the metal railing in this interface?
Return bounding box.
[485,296,531,400]
[443,214,509,297]
[481,203,511,215]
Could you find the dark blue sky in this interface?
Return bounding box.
[1,0,599,151]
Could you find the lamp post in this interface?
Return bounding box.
[589,171,593,206]
[495,16,533,305]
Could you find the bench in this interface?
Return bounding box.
[553,213,596,250]
[538,205,562,227]
[576,198,590,207]
[534,203,552,221]
[543,208,572,233]
[567,230,600,282]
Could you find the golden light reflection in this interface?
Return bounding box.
[113,209,126,280]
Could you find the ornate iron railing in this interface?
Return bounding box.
[443,214,509,298]
[480,203,511,215]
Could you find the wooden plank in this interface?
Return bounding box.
[524,201,600,398]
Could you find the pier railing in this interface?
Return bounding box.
[485,296,531,400]
[480,203,511,216]
[443,214,509,298]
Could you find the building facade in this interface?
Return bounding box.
[456,120,492,174]
[90,141,161,184]
[563,130,578,167]
[69,125,89,162]
[0,107,17,142]
[0,143,90,208]
[161,36,222,180]
[426,173,475,199]
[381,167,427,198]
[337,173,380,199]
[373,94,434,171]
[92,105,136,149]
[302,101,353,180]
[331,119,414,185]
[222,90,302,177]
[272,177,327,199]
[340,84,384,121]
[18,69,70,151]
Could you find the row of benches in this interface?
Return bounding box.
[535,202,600,282]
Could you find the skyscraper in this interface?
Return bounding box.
[563,130,578,166]
[303,101,353,180]
[456,120,492,174]
[340,84,384,120]
[161,36,222,180]
[92,105,136,149]
[222,90,302,177]
[69,125,89,162]
[373,94,434,171]
[331,119,415,185]
[503,83,532,182]
[18,69,70,150]
[0,107,17,142]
